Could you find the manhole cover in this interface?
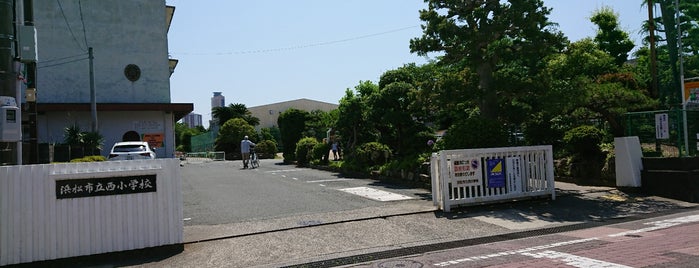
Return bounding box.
[377,260,424,268]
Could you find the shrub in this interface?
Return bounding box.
[70,155,106,162]
[312,142,331,165]
[255,140,278,159]
[354,142,392,167]
[295,137,319,166]
[563,125,605,160]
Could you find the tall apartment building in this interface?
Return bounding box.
[211,92,225,109]
[209,92,225,131]
[182,113,203,128]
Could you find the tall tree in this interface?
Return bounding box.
[591,7,635,66]
[212,103,260,127]
[335,81,379,151]
[277,108,308,163]
[410,0,566,120]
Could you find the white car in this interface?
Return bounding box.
[108,141,156,160]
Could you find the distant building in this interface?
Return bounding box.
[248,98,338,130]
[211,92,225,109]
[182,113,203,128]
[209,92,225,130]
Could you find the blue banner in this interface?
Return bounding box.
[487,158,505,188]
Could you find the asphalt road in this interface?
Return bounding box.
[181,158,432,228]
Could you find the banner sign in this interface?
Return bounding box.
[506,156,522,193]
[655,113,669,139]
[56,174,157,199]
[451,158,482,187]
[486,158,505,188]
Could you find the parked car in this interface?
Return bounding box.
[108,141,156,160]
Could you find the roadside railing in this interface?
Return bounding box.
[431,145,555,212]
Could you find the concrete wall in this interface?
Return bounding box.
[0,159,183,266]
[33,0,171,103]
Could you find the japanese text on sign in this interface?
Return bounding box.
[56,174,157,199]
[452,158,482,187]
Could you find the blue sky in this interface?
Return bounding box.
[166,1,648,128]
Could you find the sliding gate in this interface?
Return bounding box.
[431,145,555,212]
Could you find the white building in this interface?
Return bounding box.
[248,98,338,130]
[33,1,192,158]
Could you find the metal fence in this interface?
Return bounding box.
[430,145,555,212]
[191,131,216,153]
[625,110,699,157]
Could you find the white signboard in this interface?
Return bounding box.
[506,156,522,193]
[451,158,482,187]
[655,113,669,139]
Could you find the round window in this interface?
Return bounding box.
[124,64,141,82]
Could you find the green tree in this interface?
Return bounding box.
[545,39,657,137]
[335,81,379,151]
[175,122,205,152]
[212,103,260,127]
[214,118,256,160]
[305,109,337,141]
[278,108,308,163]
[591,7,635,66]
[410,0,566,120]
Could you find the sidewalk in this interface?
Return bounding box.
[7,181,697,268]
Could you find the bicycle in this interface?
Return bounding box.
[249,147,259,169]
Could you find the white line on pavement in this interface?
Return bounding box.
[434,213,699,267]
[305,179,353,183]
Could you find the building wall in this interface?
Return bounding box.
[248,98,338,130]
[34,0,171,103]
[30,1,181,158]
[38,111,176,158]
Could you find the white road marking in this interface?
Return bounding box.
[292,177,298,180]
[434,213,699,267]
[266,169,304,173]
[306,179,353,183]
[521,250,632,268]
[338,187,413,201]
[609,214,699,237]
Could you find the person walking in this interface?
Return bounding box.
[331,141,339,161]
[241,136,255,169]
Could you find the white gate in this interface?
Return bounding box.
[431,145,555,212]
[0,159,183,266]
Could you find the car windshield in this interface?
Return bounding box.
[113,145,147,153]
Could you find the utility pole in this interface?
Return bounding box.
[676,0,689,156]
[89,47,97,133]
[0,0,17,165]
[648,1,658,99]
